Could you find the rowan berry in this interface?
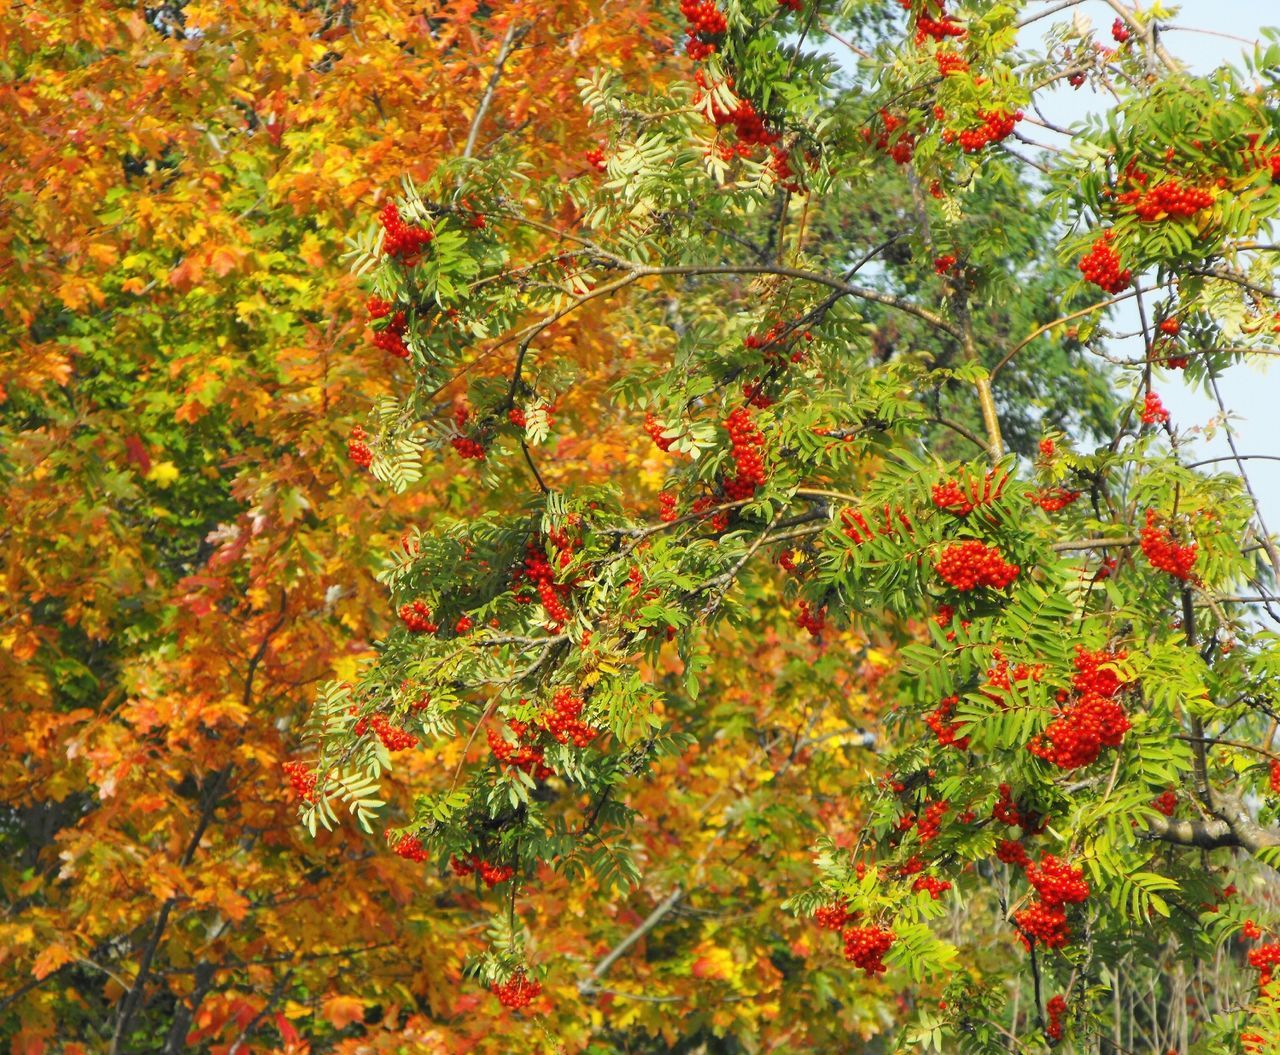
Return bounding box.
[926,695,970,750]
[283,760,317,802]
[1139,510,1197,580]
[1245,920,1263,940]
[723,406,768,499]
[934,254,957,274]
[842,924,895,974]
[398,599,439,634]
[796,600,826,636]
[391,833,429,862]
[814,902,851,930]
[347,425,373,468]
[1079,233,1131,294]
[1141,391,1170,425]
[935,540,1019,591]
[491,970,542,1010]
[379,202,434,263]
[1153,789,1177,816]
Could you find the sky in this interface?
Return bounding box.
[1018,0,1280,528]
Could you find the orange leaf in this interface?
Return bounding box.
[33,943,76,980]
[321,995,365,1030]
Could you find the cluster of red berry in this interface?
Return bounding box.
[796,600,826,636]
[933,254,957,274]
[1249,943,1280,986]
[996,838,1029,867]
[992,783,1048,835]
[841,505,914,546]
[915,9,965,45]
[391,833,429,862]
[1153,789,1177,816]
[935,540,1020,591]
[931,468,1009,516]
[488,721,552,780]
[539,687,596,747]
[680,0,727,59]
[353,708,418,752]
[982,650,1045,703]
[379,202,434,263]
[347,424,373,468]
[813,902,851,930]
[584,146,607,172]
[451,855,515,888]
[1047,994,1068,1040]
[1111,17,1130,43]
[917,800,949,843]
[1118,178,1214,222]
[398,599,439,634]
[942,109,1022,153]
[491,971,542,1010]
[1140,391,1170,425]
[1029,647,1131,769]
[1078,232,1131,293]
[1139,509,1197,580]
[283,760,317,802]
[1030,487,1080,513]
[867,108,916,165]
[512,536,577,630]
[367,296,409,359]
[912,874,952,900]
[659,492,679,522]
[842,924,896,975]
[723,406,768,500]
[935,49,969,76]
[926,695,970,750]
[645,411,678,452]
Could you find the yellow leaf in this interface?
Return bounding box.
[145,461,180,488]
[33,943,76,980]
[321,994,365,1030]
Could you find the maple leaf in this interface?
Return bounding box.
[321,995,366,1030]
[32,943,76,980]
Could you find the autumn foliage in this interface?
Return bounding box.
[6,0,1280,1054]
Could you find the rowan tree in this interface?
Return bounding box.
[296,0,1280,1053]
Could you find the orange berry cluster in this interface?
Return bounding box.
[379,202,434,263]
[1141,391,1169,425]
[796,600,826,636]
[1139,510,1197,580]
[1118,178,1213,222]
[1153,789,1178,816]
[912,874,952,900]
[353,708,418,752]
[283,760,317,802]
[584,146,607,172]
[488,721,552,780]
[1270,759,1280,793]
[1078,232,1131,293]
[723,406,768,500]
[1026,854,1090,906]
[842,924,896,974]
[814,902,851,930]
[513,536,576,630]
[868,108,916,165]
[1047,994,1068,1040]
[539,687,596,747]
[659,492,679,522]
[931,469,1009,516]
[645,411,677,452]
[916,11,965,44]
[996,838,1029,866]
[935,49,969,76]
[926,695,970,750]
[1249,943,1280,986]
[398,599,439,634]
[367,297,409,359]
[451,855,515,888]
[942,109,1022,153]
[491,971,542,1009]
[391,833,429,862]
[1029,487,1079,513]
[992,782,1048,835]
[347,424,373,468]
[917,800,949,843]
[933,254,957,273]
[935,540,1020,591]
[1029,647,1130,769]
[680,0,726,59]
[841,505,914,545]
